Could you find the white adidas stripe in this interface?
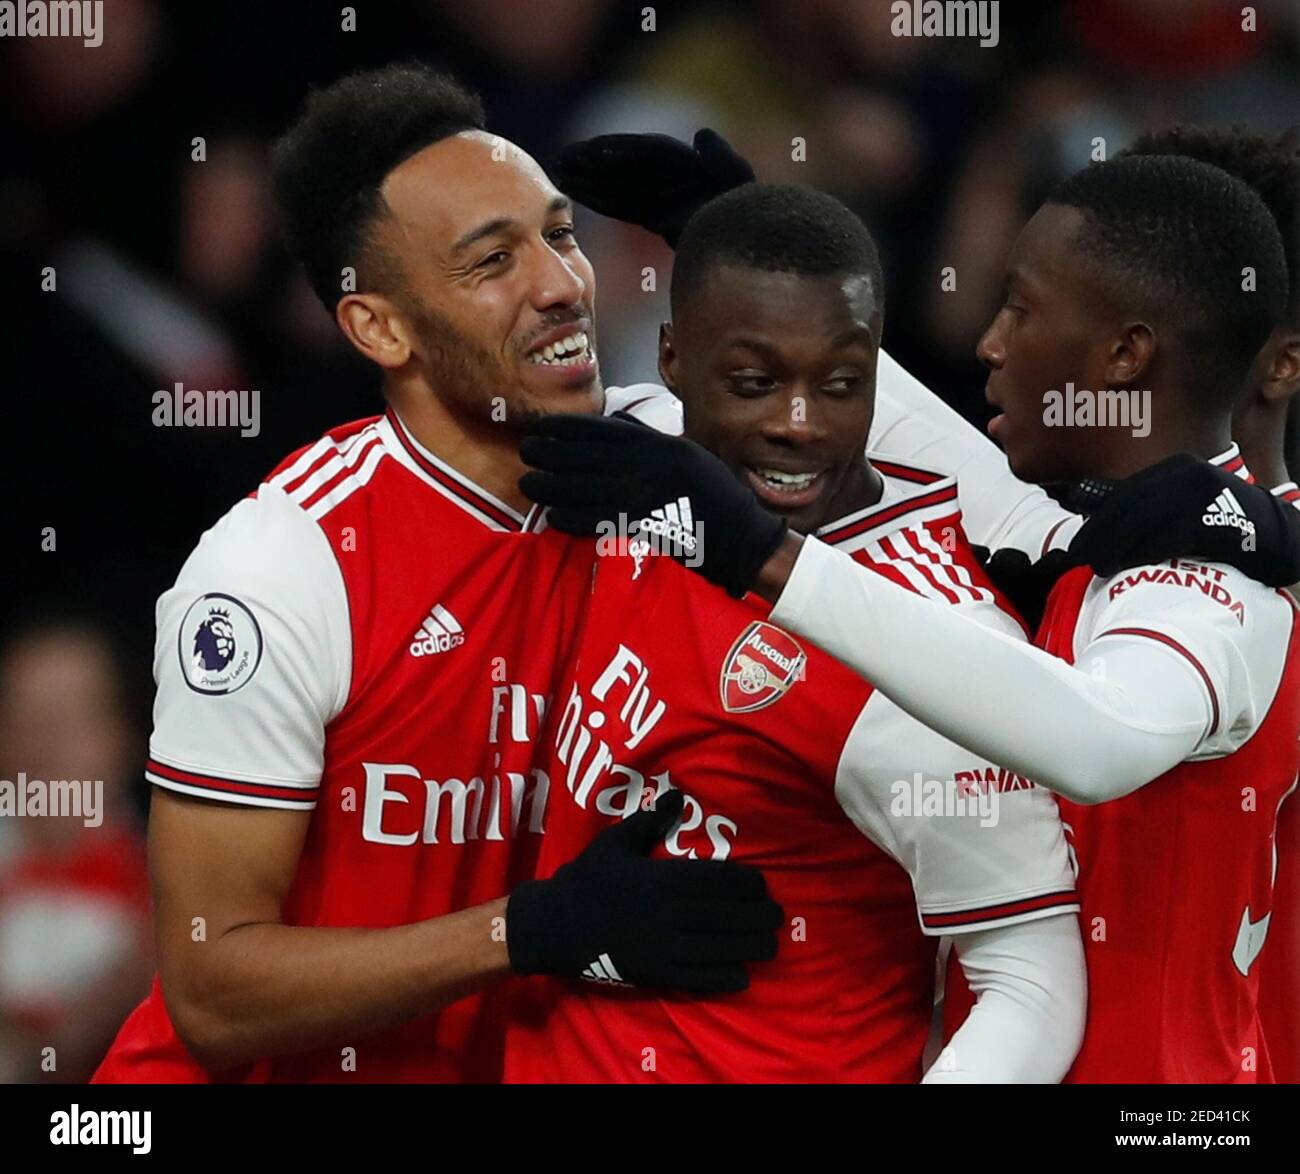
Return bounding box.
[431,604,462,634]
[269,436,334,491]
[290,429,382,505]
[307,440,388,520]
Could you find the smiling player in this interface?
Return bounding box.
[524,155,1300,1081]
[94,64,779,1085]
[507,184,1085,1084]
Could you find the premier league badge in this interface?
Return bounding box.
[179,593,263,694]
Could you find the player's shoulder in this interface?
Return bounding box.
[604,383,683,435]
[260,413,394,521]
[1086,557,1296,638]
[173,423,371,605]
[264,415,382,483]
[820,454,1025,637]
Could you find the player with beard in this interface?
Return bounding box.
[524,156,1298,1081]
[93,65,780,1085]
[507,183,1086,1084]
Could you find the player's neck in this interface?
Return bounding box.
[822,459,884,522]
[387,388,531,513]
[1081,408,1232,481]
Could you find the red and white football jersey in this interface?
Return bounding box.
[1034,533,1300,1082]
[94,409,596,1083]
[504,459,1078,1083]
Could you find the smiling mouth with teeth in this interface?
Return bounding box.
[752,467,822,492]
[527,330,593,366]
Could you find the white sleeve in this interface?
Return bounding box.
[604,383,683,435]
[834,691,1078,933]
[772,538,1243,804]
[144,482,351,810]
[922,916,1086,1084]
[870,349,1081,555]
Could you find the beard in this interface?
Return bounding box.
[404,298,596,429]
[405,299,521,419]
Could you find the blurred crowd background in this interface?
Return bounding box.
[1,0,1298,1082]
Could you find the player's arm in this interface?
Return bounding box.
[152,792,512,1071]
[871,350,1079,556]
[834,694,1084,1083]
[924,917,1086,1083]
[145,487,516,1070]
[766,535,1251,803]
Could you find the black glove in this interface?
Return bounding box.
[971,545,1080,632]
[553,128,755,247]
[520,413,787,598]
[506,790,782,994]
[1068,453,1300,586]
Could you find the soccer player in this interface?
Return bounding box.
[93,65,780,1084]
[1122,125,1300,1084]
[525,155,1299,1082]
[507,183,1086,1083]
[553,130,1300,579]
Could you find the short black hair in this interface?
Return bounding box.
[671,183,884,323]
[1048,155,1289,410]
[273,63,486,310]
[1117,124,1300,320]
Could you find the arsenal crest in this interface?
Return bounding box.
[720,621,806,714]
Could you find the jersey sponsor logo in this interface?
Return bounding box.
[409,604,466,657]
[553,646,740,860]
[179,593,263,695]
[1231,905,1271,977]
[361,683,552,846]
[720,621,806,714]
[1202,487,1256,539]
[1106,560,1246,625]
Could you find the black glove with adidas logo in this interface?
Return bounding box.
[506,790,782,994]
[520,412,788,598]
[1068,453,1300,586]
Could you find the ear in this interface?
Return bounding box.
[657,321,678,392]
[1105,321,1155,386]
[1260,329,1300,405]
[336,293,415,370]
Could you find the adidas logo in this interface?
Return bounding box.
[634,496,698,554]
[580,952,629,986]
[1202,487,1256,538]
[408,604,466,657]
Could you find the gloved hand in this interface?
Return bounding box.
[520,413,787,598]
[506,790,782,993]
[1068,453,1300,585]
[553,128,755,247]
